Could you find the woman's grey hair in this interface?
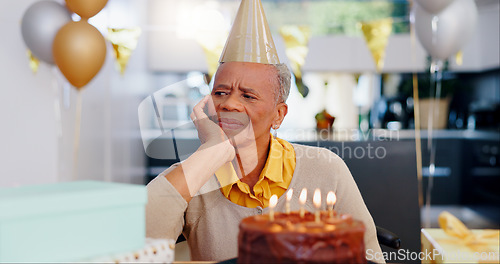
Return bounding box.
[272,63,291,104]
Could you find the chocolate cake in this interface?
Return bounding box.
[238,211,366,264]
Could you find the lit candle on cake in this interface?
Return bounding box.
[327,191,336,218]
[299,188,307,218]
[285,189,293,214]
[313,189,321,223]
[269,194,278,221]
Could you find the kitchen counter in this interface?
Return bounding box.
[279,128,500,142]
[141,127,500,143]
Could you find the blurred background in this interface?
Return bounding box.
[1,0,499,261]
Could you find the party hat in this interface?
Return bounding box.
[219,0,280,64]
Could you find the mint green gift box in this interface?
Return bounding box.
[0,181,147,262]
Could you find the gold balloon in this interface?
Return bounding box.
[107,27,142,75]
[65,0,108,19]
[360,18,393,72]
[53,21,106,89]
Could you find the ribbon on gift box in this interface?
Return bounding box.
[438,211,499,255]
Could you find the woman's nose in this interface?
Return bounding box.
[219,94,244,112]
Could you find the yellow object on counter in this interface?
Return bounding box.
[421,228,499,263]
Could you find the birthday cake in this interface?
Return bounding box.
[237,211,366,264]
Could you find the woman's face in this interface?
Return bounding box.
[211,61,287,147]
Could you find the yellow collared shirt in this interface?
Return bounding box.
[215,136,295,208]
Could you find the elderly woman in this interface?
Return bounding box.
[146,61,383,262]
[146,0,384,262]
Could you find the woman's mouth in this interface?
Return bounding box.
[219,118,245,130]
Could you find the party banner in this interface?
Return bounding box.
[280,25,311,97]
[455,50,463,66]
[360,18,393,72]
[195,29,228,84]
[280,25,311,80]
[107,27,142,75]
[26,49,40,74]
[197,41,226,84]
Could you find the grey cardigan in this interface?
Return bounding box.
[146,143,384,262]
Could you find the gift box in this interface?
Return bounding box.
[421,228,499,263]
[88,238,176,263]
[0,181,147,262]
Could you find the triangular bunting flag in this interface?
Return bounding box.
[107,27,142,75]
[360,18,393,72]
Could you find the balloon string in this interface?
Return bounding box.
[424,59,443,228]
[424,61,435,228]
[431,16,439,47]
[51,67,63,138]
[427,61,436,150]
[63,82,71,110]
[73,90,83,181]
[430,61,443,177]
[413,74,423,206]
[52,67,63,182]
[409,5,424,210]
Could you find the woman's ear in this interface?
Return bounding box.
[274,102,288,128]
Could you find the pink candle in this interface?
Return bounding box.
[299,188,307,218]
[285,189,293,214]
[313,189,321,223]
[327,191,336,218]
[269,195,278,221]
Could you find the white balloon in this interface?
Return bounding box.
[414,0,478,60]
[415,0,455,14]
[21,1,71,64]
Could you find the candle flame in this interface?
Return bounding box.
[286,189,293,201]
[327,191,336,206]
[299,188,307,205]
[269,194,278,208]
[313,189,321,209]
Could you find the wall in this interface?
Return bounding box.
[0,0,146,187]
[0,0,58,187]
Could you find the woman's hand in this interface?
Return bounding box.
[190,95,235,163]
